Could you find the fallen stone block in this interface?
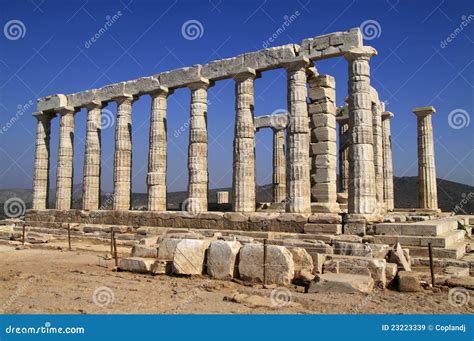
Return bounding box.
[207,240,241,280]
[397,271,422,292]
[0,225,14,240]
[26,232,51,244]
[446,276,474,289]
[151,260,172,275]
[239,244,294,286]
[332,241,372,257]
[385,262,398,286]
[172,239,210,275]
[119,257,154,274]
[307,273,374,294]
[444,266,470,277]
[368,244,390,259]
[389,242,411,271]
[310,253,327,274]
[131,245,158,258]
[289,247,314,279]
[158,238,181,260]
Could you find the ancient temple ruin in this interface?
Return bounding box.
[29,28,440,234]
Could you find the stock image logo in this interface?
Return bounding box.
[359,19,382,40]
[181,19,204,40]
[270,287,292,307]
[4,19,26,40]
[448,109,470,130]
[3,197,26,218]
[92,286,115,307]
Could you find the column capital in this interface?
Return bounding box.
[232,68,259,81]
[112,93,135,105]
[344,46,377,61]
[84,100,104,110]
[382,111,394,120]
[413,106,436,117]
[188,78,211,90]
[148,86,171,97]
[282,56,311,71]
[57,106,76,115]
[32,111,56,120]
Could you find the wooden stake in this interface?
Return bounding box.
[113,229,118,267]
[263,239,267,286]
[67,224,72,251]
[22,224,25,246]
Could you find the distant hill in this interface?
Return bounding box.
[0,177,472,219]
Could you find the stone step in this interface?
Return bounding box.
[373,230,465,249]
[405,241,467,259]
[375,218,457,237]
[303,223,342,235]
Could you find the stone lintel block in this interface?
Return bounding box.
[158,65,203,88]
[281,55,310,70]
[301,28,363,60]
[254,113,288,130]
[309,87,335,101]
[201,56,245,80]
[312,74,335,89]
[243,44,300,71]
[67,89,97,109]
[37,94,68,112]
[124,76,162,95]
[95,82,126,102]
[412,106,436,116]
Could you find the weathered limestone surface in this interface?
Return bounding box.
[158,238,181,260]
[32,113,53,210]
[308,273,374,293]
[172,239,209,275]
[148,88,169,211]
[239,244,294,285]
[37,94,67,112]
[301,28,363,60]
[382,111,394,210]
[113,95,134,211]
[186,81,210,213]
[82,101,102,211]
[55,107,75,210]
[413,106,438,210]
[254,113,288,130]
[288,247,314,278]
[232,69,257,212]
[119,257,154,273]
[372,100,385,212]
[273,129,286,203]
[216,191,229,204]
[308,74,339,213]
[344,47,377,216]
[207,240,241,279]
[285,58,311,213]
[338,111,350,194]
[131,244,158,258]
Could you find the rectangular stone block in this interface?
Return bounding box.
[159,65,202,88]
[244,44,299,71]
[124,76,161,95]
[304,223,341,234]
[67,89,96,108]
[95,82,126,102]
[37,94,67,112]
[201,56,244,80]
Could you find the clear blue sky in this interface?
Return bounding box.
[0,0,473,194]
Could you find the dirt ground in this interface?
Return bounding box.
[0,243,473,315]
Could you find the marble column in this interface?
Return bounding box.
[232,69,257,212]
[272,128,286,203]
[147,87,170,212]
[308,74,339,213]
[372,102,385,211]
[32,112,54,210]
[285,58,311,213]
[413,106,438,210]
[55,106,75,210]
[344,47,377,216]
[338,117,350,194]
[382,111,394,211]
[82,101,102,211]
[187,80,210,213]
[113,94,134,211]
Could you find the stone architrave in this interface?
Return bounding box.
[55,106,75,210]
[82,101,103,211]
[147,87,170,212]
[113,94,134,211]
[32,112,54,210]
[413,106,438,210]
[232,69,257,212]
